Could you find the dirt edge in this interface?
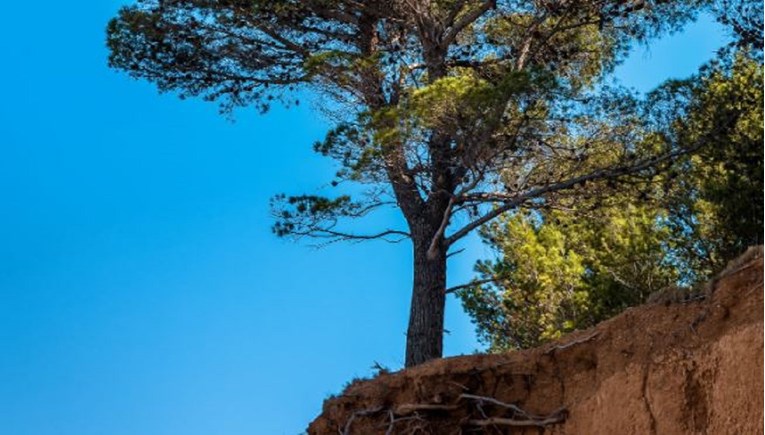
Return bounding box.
[308,254,763,434]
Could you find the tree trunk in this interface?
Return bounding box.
[405,234,447,367]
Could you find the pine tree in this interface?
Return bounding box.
[108,0,708,366]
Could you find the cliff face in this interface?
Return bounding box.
[308,255,763,435]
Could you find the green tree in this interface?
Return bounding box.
[459,197,678,350]
[107,0,705,366]
[460,46,763,351]
[660,53,763,279]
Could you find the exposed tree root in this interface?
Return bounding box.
[341,407,383,435]
[466,411,567,427]
[394,404,458,415]
[340,392,567,433]
[460,394,568,427]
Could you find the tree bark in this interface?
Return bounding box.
[405,231,447,367]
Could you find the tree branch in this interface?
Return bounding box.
[300,228,411,243]
[426,195,456,259]
[445,141,706,246]
[445,277,500,294]
[442,0,496,47]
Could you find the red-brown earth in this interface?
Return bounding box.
[308,253,763,434]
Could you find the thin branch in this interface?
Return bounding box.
[445,278,500,294]
[307,228,411,242]
[446,247,466,258]
[255,23,311,56]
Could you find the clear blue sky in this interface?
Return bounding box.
[0,3,728,434]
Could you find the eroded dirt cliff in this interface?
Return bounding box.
[308,254,763,434]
